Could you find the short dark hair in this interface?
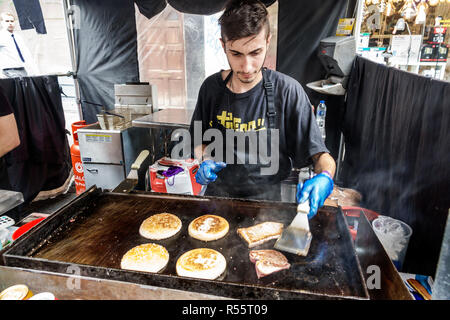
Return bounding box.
[219,0,270,42]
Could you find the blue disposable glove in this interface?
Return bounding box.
[296,172,334,219]
[195,160,227,185]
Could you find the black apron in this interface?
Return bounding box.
[205,68,281,201]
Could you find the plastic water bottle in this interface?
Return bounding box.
[316,100,327,141]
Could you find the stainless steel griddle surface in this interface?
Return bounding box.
[3,188,369,300]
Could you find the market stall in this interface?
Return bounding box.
[1,0,449,301]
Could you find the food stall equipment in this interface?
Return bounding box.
[77,123,151,191]
[77,83,157,191]
[0,100,412,300]
[0,190,24,216]
[307,36,356,96]
[3,187,370,300]
[306,36,356,181]
[132,108,194,164]
[432,210,450,300]
[114,82,158,122]
[0,186,412,300]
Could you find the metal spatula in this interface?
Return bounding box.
[274,201,312,256]
[113,150,149,193]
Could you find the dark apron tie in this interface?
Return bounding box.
[223,68,276,129]
[204,68,281,200]
[11,34,25,63]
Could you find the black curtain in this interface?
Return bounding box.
[12,0,47,34]
[342,56,450,276]
[277,0,351,161]
[167,0,227,15]
[277,0,349,88]
[71,0,140,124]
[0,77,71,219]
[135,0,167,19]
[167,0,276,15]
[72,0,353,128]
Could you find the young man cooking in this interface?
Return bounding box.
[189,0,335,219]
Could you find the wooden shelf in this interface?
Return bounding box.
[399,62,448,66]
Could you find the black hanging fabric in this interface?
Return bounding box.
[342,56,450,276]
[276,0,350,160]
[70,0,351,126]
[0,76,72,218]
[12,0,47,34]
[135,0,167,19]
[276,0,348,91]
[262,67,276,130]
[167,0,227,15]
[71,0,140,124]
[262,0,277,6]
[166,0,276,15]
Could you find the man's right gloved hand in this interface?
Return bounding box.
[195,160,227,185]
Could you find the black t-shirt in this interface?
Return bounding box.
[0,88,14,189]
[0,88,13,116]
[189,68,329,196]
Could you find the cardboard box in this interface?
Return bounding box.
[149,158,202,195]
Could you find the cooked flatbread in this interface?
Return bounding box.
[188,214,229,241]
[139,213,182,240]
[176,248,226,280]
[121,243,169,273]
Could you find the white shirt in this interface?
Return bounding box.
[0,29,36,74]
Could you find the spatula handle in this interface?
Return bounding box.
[290,211,310,232]
[131,150,150,170]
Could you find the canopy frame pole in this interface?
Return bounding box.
[63,0,83,120]
[354,0,364,49]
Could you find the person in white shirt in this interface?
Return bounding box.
[0,12,37,78]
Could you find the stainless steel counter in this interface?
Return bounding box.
[0,188,412,300]
[0,210,412,300]
[132,108,193,129]
[132,108,194,161]
[0,266,229,300]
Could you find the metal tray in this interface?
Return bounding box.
[3,187,369,300]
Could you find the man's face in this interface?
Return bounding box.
[221,28,271,85]
[1,14,15,33]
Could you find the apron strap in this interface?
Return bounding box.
[224,70,233,85]
[224,68,277,129]
[262,67,276,129]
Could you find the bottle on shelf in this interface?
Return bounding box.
[316,100,327,141]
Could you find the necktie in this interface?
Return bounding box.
[11,34,25,63]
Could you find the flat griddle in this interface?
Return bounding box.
[3,187,369,300]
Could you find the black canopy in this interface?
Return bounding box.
[70,0,354,125]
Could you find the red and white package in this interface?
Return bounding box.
[149,157,202,195]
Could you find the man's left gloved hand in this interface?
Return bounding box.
[296,172,334,219]
[195,160,227,185]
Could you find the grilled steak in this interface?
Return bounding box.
[249,249,290,279]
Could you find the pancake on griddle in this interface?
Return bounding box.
[121,243,169,273]
[139,213,182,240]
[176,248,226,280]
[188,214,229,241]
